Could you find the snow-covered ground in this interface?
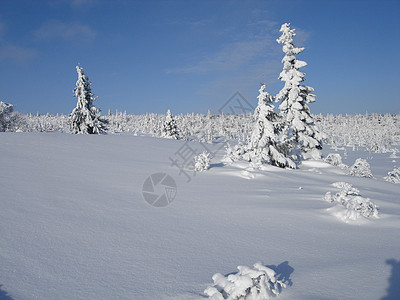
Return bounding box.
[0,132,399,300]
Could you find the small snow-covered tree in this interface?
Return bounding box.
[70,65,106,134]
[384,167,400,183]
[244,83,295,168]
[194,151,211,172]
[161,109,179,139]
[276,23,323,160]
[347,158,373,178]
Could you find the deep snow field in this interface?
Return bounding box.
[0,132,399,300]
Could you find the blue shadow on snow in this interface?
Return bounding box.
[0,285,14,300]
[267,261,294,287]
[381,259,400,300]
[209,163,225,169]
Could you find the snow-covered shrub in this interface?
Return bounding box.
[384,167,400,184]
[390,149,399,159]
[347,158,373,178]
[224,142,246,163]
[324,182,379,221]
[324,153,343,166]
[194,151,210,172]
[204,262,286,300]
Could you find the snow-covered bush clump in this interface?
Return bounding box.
[324,182,379,221]
[194,151,211,172]
[204,262,286,300]
[224,142,246,163]
[324,153,346,167]
[384,167,400,183]
[347,158,373,178]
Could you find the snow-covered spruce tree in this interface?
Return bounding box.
[0,101,15,131]
[276,23,323,161]
[347,158,373,178]
[243,83,295,168]
[70,65,106,134]
[161,109,179,139]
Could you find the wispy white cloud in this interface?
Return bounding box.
[0,44,36,63]
[0,21,35,63]
[167,34,276,74]
[49,0,98,9]
[71,0,96,6]
[33,20,96,42]
[167,17,212,28]
[165,16,290,75]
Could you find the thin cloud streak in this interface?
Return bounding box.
[0,21,35,63]
[0,44,36,63]
[33,20,96,42]
[166,34,277,74]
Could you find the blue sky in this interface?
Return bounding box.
[0,0,399,115]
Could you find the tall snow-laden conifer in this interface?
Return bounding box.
[276,23,322,160]
[162,109,179,139]
[244,84,296,168]
[70,65,105,134]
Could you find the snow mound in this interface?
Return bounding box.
[384,167,400,184]
[204,262,286,300]
[324,153,346,168]
[347,158,373,178]
[324,182,379,222]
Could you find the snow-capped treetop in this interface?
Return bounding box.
[166,109,173,121]
[74,65,96,110]
[276,23,313,106]
[253,83,274,120]
[0,101,15,132]
[276,23,304,55]
[0,101,13,116]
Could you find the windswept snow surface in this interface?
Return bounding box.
[0,133,399,300]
